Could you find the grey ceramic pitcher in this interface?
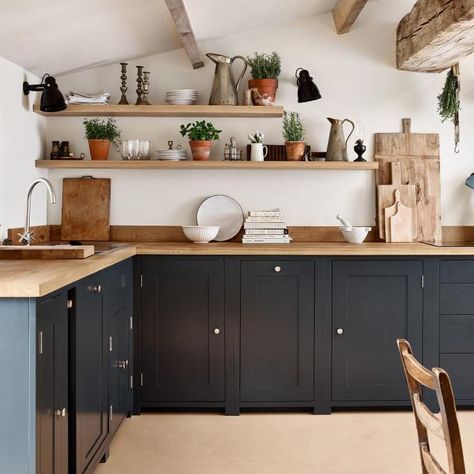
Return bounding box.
[326,117,355,161]
[207,53,247,106]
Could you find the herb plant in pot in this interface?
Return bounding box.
[247,52,281,105]
[180,121,222,161]
[282,111,305,161]
[83,118,121,160]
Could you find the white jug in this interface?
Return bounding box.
[250,143,268,162]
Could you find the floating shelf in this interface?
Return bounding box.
[35,160,379,170]
[33,104,284,118]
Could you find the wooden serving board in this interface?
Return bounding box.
[375,119,441,243]
[61,177,111,241]
[0,245,94,259]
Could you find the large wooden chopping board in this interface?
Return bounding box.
[61,177,111,241]
[375,119,441,243]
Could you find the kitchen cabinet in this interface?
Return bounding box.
[331,260,424,402]
[140,258,225,404]
[70,273,109,474]
[239,260,314,402]
[36,291,69,474]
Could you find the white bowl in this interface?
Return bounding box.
[182,226,220,243]
[339,226,371,244]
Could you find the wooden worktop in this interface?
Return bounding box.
[1,241,474,297]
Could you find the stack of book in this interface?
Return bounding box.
[242,209,291,244]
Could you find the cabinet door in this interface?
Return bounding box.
[240,260,315,402]
[141,259,225,402]
[332,260,423,401]
[106,260,133,436]
[36,292,68,474]
[72,275,108,474]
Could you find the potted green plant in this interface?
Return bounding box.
[282,111,305,161]
[83,118,121,160]
[247,52,281,105]
[179,121,222,161]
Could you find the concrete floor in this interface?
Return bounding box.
[94,411,474,474]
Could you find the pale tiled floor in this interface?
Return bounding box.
[95,411,474,474]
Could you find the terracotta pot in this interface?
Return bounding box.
[285,141,306,161]
[248,79,278,105]
[88,139,110,160]
[189,140,213,161]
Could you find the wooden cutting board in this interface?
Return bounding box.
[61,177,111,241]
[377,161,417,240]
[389,201,413,243]
[0,245,94,259]
[375,118,441,243]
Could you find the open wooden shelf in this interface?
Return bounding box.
[35,160,379,170]
[33,104,284,118]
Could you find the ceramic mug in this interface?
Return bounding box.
[250,143,268,162]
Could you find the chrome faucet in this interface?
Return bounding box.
[19,178,57,245]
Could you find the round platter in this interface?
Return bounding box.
[197,195,244,241]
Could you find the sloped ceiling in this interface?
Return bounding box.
[0,0,338,76]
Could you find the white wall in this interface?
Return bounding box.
[46,0,474,227]
[0,56,46,239]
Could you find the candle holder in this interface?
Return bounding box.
[135,66,144,105]
[118,62,129,105]
[353,139,367,162]
[139,71,151,105]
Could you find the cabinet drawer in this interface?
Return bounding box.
[440,354,474,400]
[440,261,474,283]
[440,284,474,314]
[440,315,474,353]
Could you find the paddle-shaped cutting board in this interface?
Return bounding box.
[61,177,111,241]
[375,118,441,243]
[377,161,417,240]
[390,201,413,243]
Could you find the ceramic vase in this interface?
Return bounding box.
[250,143,268,161]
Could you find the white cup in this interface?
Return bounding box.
[250,143,268,162]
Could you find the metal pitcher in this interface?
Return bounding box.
[207,53,247,106]
[326,117,355,162]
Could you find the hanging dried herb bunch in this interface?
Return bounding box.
[437,64,460,152]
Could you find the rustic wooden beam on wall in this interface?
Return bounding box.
[397,0,474,72]
[164,0,204,69]
[332,0,368,34]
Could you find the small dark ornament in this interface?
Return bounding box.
[295,68,322,103]
[353,139,367,162]
[118,62,129,105]
[2,238,12,246]
[50,140,60,160]
[135,66,144,105]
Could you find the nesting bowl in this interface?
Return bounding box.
[182,225,220,243]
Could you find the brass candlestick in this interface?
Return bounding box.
[140,71,151,105]
[118,62,129,105]
[135,66,144,105]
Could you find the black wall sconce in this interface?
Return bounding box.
[295,68,322,103]
[23,74,66,112]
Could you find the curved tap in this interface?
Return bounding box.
[19,178,56,245]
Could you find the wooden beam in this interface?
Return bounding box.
[397,0,474,72]
[332,0,368,34]
[164,0,204,69]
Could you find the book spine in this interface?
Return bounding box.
[245,217,285,223]
[243,233,289,239]
[244,222,288,229]
[244,229,288,235]
[242,239,291,244]
[248,211,283,217]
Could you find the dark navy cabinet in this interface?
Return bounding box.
[36,291,69,474]
[331,260,424,403]
[239,260,314,402]
[140,258,225,404]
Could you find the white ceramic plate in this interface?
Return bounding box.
[197,195,244,241]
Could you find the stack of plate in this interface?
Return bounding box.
[155,149,188,161]
[166,89,198,105]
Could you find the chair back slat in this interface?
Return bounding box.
[397,339,466,474]
[413,394,445,440]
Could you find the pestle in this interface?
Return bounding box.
[336,214,353,230]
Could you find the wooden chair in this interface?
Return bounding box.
[397,339,465,474]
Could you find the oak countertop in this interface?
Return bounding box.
[1,241,473,298]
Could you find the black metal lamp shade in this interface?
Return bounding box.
[23,74,66,112]
[295,68,322,103]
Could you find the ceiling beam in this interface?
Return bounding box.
[332,0,368,35]
[397,0,474,73]
[164,0,204,69]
